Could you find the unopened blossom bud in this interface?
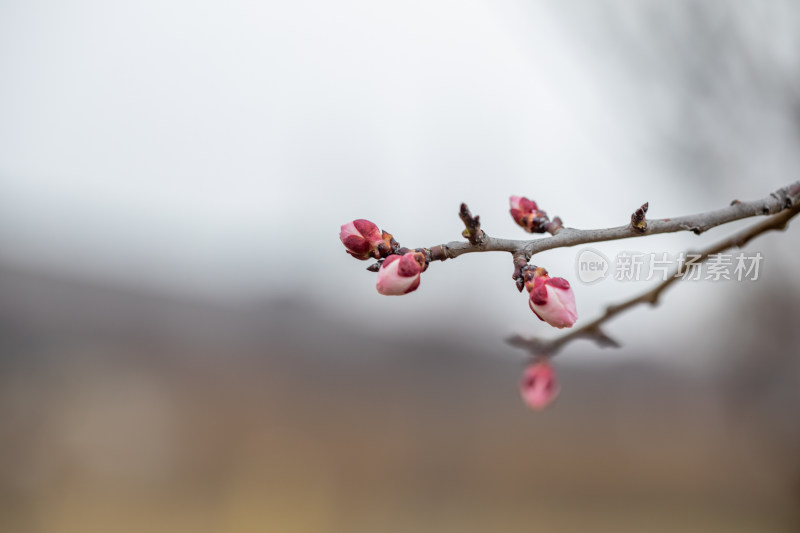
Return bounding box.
[339,219,390,260]
[520,360,559,410]
[376,251,426,295]
[509,195,537,222]
[509,195,551,233]
[528,269,578,328]
[521,266,546,293]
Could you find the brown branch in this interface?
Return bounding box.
[431,181,800,260]
[507,201,800,359]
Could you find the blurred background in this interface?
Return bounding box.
[2,1,800,531]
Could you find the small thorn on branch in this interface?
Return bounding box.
[459,203,487,246]
[592,327,620,348]
[505,334,530,349]
[631,202,649,233]
[505,334,550,355]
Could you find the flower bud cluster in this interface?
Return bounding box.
[340,219,429,295]
[340,205,578,413]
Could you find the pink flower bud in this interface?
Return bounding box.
[528,273,578,328]
[520,360,559,410]
[376,252,425,295]
[509,195,550,233]
[510,195,537,223]
[339,219,386,260]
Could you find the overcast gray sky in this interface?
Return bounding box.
[2,1,798,363]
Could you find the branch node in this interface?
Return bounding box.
[511,254,530,293]
[429,245,449,262]
[545,216,564,235]
[679,223,703,235]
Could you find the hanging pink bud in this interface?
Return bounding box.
[376,252,426,295]
[528,271,578,328]
[520,360,559,410]
[509,195,551,233]
[339,219,390,260]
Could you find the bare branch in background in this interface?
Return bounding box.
[508,201,800,359]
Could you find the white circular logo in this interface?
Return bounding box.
[576,248,609,284]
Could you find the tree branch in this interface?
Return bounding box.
[507,201,800,359]
[430,181,800,261]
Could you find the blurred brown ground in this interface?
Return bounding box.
[1,265,799,533]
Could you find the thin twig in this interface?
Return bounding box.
[507,201,800,358]
[457,203,486,246]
